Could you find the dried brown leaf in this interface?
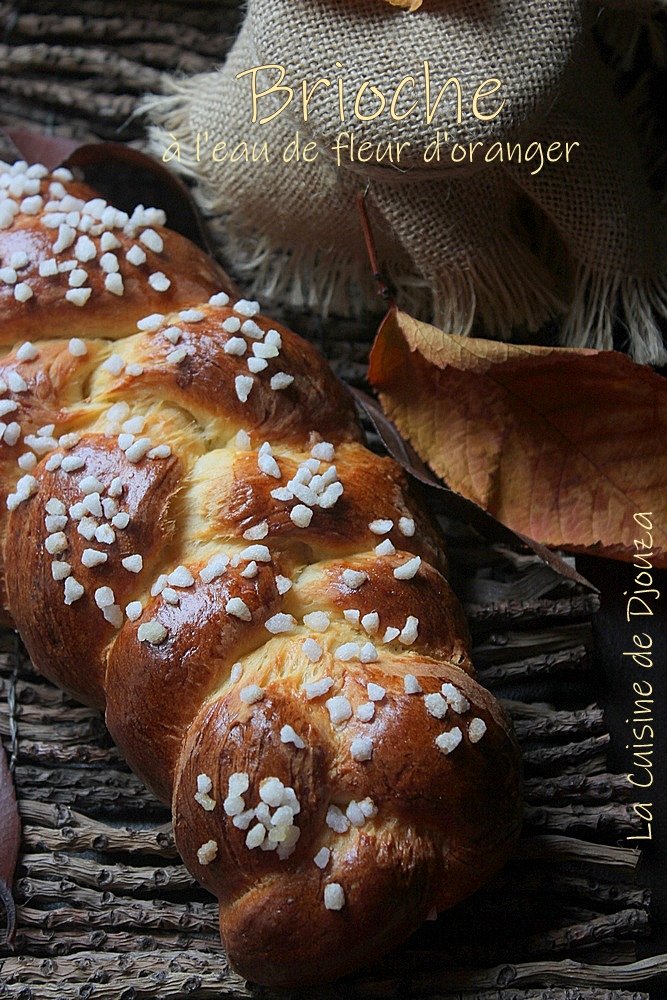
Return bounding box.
[0,741,20,947]
[384,0,423,10]
[368,308,667,567]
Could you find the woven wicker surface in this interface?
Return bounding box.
[0,529,654,999]
[0,1,660,995]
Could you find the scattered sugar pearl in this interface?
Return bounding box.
[404,674,422,694]
[16,342,39,362]
[166,346,189,364]
[326,806,350,834]
[121,554,143,573]
[290,504,312,528]
[94,586,115,609]
[61,455,85,473]
[367,683,385,702]
[270,372,293,391]
[3,423,21,446]
[209,291,229,306]
[243,520,268,541]
[304,676,333,699]
[125,601,142,622]
[197,840,218,866]
[18,453,37,471]
[102,354,125,375]
[226,597,251,621]
[14,283,33,303]
[68,338,87,357]
[240,561,258,579]
[235,375,254,403]
[468,718,487,743]
[240,684,264,704]
[393,556,421,580]
[199,554,229,583]
[45,532,68,555]
[399,516,415,536]
[424,693,448,719]
[435,727,463,755]
[105,273,124,296]
[334,642,359,662]
[228,772,250,797]
[259,777,285,807]
[74,235,96,262]
[100,232,120,252]
[350,736,373,761]
[302,638,323,662]
[126,244,146,266]
[140,229,164,253]
[100,252,119,273]
[233,299,260,317]
[369,519,393,534]
[148,271,170,292]
[246,824,266,850]
[399,616,419,645]
[7,371,27,392]
[51,561,71,581]
[79,475,104,495]
[79,282,110,306]
[324,884,345,911]
[168,565,194,588]
[103,604,123,629]
[81,549,107,568]
[303,611,330,632]
[222,316,241,333]
[239,544,270,562]
[314,847,331,869]
[63,576,84,604]
[45,498,66,516]
[356,702,375,723]
[311,441,334,462]
[361,611,379,634]
[326,695,352,725]
[224,337,246,356]
[125,438,152,462]
[137,313,164,332]
[38,259,58,278]
[223,795,245,817]
[374,539,395,556]
[137,620,168,644]
[265,613,296,634]
[360,642,378,663]
[280,725,305,749]
[258,452,281,478]
[342,569,367,590]
[441,683,470,714]
[230,662,243,683]
[163,326,182,344]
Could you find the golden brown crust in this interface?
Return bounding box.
[0,175,227,346]
[0,160,522,988]
[173,661,520,987]
[6,436,183,707]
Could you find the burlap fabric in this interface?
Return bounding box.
[144,0,667,364]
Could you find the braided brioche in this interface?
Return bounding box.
[0,159,522,987]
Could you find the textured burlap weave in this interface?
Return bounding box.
[144,0,667,363]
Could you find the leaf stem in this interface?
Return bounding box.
[356,188,396,307]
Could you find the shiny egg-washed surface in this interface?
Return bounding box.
[0,160,521,987]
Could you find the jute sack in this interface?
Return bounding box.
[144,0,667,364]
